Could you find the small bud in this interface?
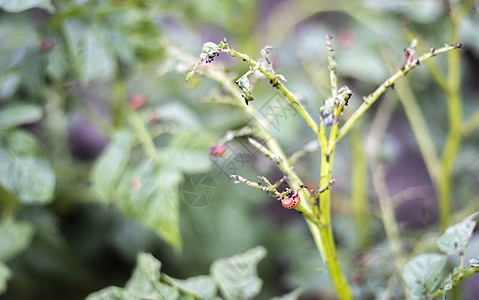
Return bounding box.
[404,39,418,65]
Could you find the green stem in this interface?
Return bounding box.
[317,149,353,300]
[350,122,369,248]
[437,16,462,230]
[430,267,479,299]
[319,224,352,298]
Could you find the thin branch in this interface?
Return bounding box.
[326,35,338,98]
[336,43,463,144]
[248,137,283,165]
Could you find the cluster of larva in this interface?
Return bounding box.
[203,52,220,64]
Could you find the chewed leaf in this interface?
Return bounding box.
[235,76,255,104]
[218,38,229,49]
[186,41,223,82]
[437,213,477,255]
[200,42,219,60]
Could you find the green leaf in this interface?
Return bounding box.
[160,130,213,174]
[186,41,221,81]
[0,220,35,262]
[20,49,44,97]
[160,149,211,174]
[86,286,137,300]
[211,246,267,300]
[125,253,179,300]
[0,261,12,295]
[197,42,220,61]
[218,38,229,50]
[165,275,217,299]
[126,253,161,292]
[46,41,69,80]
[153,102,202,129]
[0,130,55,204]
[402,254,446,299]
[270,288,303,300]
[0,72,21,100]
[91,131,134,203]
[63,20,116,83]
[470,258,479,267]
[116,163,183,249]
[169,129,213,151]
[437,213,477,255]
[0,0,55,13]
[87,253,179,300]
[0,14,39,56]
[81,29,115,82]
[0,103,43,131]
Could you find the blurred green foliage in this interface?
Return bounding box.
[0,0,478,299]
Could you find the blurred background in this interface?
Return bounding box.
[0,0,478,299]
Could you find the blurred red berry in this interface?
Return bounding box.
[39,40,52,52]
[129,93,146,110]
[338,29,355,48]
[210,142,226,157]
[131,178,141,190]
